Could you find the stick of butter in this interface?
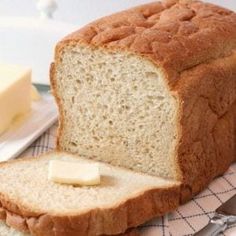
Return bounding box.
[48,160,101,186]
[0,64,31,135]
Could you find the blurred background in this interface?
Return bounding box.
[1,0,235,26]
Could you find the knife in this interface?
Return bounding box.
[33,83,51,93]
[194,194,236,236]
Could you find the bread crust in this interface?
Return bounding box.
[51,0,236,202]
[175,52,236,201]
[0,154,180,236]
[55,0,236,84]
[50,63,63,150]
[0,187,179,236]
[0,217,139,236]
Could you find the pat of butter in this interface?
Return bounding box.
[48,160,101,186]
[0,64,31,135]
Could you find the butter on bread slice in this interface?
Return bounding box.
[48,159,101,186]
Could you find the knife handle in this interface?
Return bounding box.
[194,220,227,236]
[194,214,230,236]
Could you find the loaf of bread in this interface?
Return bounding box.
[51,0,236,202]
[0,153,178,236]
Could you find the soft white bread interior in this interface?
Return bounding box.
[55,47,178,180]
[0,152,179,236]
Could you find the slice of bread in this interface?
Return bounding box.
[51,0,236,201]
[0,152,179,236]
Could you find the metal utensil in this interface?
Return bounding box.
[33,83,51,93]
[194,194,236,236]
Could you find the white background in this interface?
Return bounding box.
[0,0,235,26]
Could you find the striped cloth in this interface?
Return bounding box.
[20,123,236,236]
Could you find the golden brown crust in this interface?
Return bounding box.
[0,154,179,236]
[50,64,63,150]
[55,0,236,86]
[5,211,28,233]
[175,51,236,201]
[0,208,6,220]
[119,229,140,236]
[1,216,139,236]
[0,187,178,236]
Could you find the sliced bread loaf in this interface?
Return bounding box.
[0,152,179,236]
[51,0,236,201]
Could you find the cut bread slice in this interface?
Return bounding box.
[0,152,179,236]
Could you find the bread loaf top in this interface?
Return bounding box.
[56,0,236,86]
